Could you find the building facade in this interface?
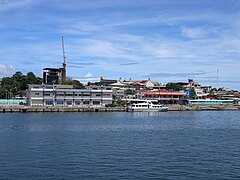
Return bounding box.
[137,90,185,104]
[43,68,62,84]
[27,85,113,106]
[188,99,234,105]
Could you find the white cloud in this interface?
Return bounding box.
[0,64,15,77]
[84,72,93,78]
[80,39,140,60]
[0,0,35,12]
[181,27,206,39]
[72,72,99,83]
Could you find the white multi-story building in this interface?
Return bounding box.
[27,85,113,106]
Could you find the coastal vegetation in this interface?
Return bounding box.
[166,82,186,91]
[0,72,84,98]
[0,72,42,99]
[62,77,84,89]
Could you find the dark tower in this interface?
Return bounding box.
[61,36,67,83]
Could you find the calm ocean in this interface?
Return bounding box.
[0,111,240,179]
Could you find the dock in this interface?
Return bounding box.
[0,106,127,113]
[0,105,239,113]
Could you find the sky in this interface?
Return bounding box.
[0,0,240,90]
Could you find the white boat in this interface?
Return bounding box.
[130,100,168,112]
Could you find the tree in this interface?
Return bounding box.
[1,77,17,90]
[26,72,42,84]
[116,100,126,107]
[0,77,18,99]
[166,83,184,91]
[0,87,6,99]
[71,80,84,89]
[125,89,135,95]
[0,71,42,98]
[12,71,23,82]
[62,77,84,89]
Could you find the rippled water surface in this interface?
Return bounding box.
[0,111,240,179]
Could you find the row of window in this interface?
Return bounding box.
[35,93,111,97]
[145,95,181,98]
[45,100,101,105]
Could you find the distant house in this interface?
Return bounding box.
[137,89,185,104]
[123,79,155,90]
[93,77,117,86]
[183,79,212,99]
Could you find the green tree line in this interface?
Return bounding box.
[0,72,85,99]
[0,71,42,99]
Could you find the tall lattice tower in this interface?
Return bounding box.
[61,36,67,83]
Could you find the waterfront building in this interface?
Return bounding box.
[27,85,113,106]
[0,99,26,106]
[188,99,234,105]
[183,79,212,99]
[94,77,158,90]
[109,80,129,99]
[136,89,185,104]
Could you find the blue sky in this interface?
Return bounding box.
[0,0,240,90]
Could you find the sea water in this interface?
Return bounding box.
[0,111,240,179]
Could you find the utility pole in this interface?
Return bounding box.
[217,69,219,90]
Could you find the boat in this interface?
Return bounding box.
[129,100,168,112]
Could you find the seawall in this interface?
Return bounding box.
[0,105,239,113]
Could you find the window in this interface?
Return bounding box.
[45,101,53,105]
[75,101,81,105]
[93,101,100,105]
[83,94,90,96]
[103,94,110,96]
[83,101,90,105]
[66,94,73,96]
[35,93,40,96]
[44,93,51,96]
[56,100,64,105]
[56,94,65,96]
[66,101,72,105]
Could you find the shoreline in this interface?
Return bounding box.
[0,104,239,113]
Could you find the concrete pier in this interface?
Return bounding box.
[0,106,127,113]
[0,105,239,113]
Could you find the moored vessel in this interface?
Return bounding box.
[130,100,168,112]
